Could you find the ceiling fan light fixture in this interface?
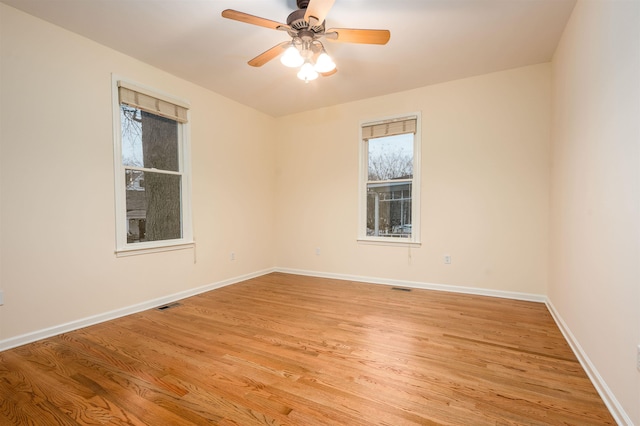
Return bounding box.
[280,45,304,68]
[297,61,319,82]
[222,1,390,82]
[313,51,336,73]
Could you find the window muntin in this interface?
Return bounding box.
[359,114,420,244]
[113,78,192,254]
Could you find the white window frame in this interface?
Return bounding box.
[111,75,193,256]
[358,112,422,245]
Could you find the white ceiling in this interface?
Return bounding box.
[2,0,576,117]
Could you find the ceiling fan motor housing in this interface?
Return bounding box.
[287,8,325,34]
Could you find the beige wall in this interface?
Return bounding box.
[549,0,640,424]
[0,4,277,341]
[275,64,551,296]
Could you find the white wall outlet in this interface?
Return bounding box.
[230,252,235,261]
[444,255,452,264]
[637,345,640,371]
[315,247,321,256]
[0,290,4,305]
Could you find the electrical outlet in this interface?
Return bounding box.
[230,252,235,261]
[315,247,321,256]
[444,255,452,264]
[637,345,640,371]
[0,290,3,305]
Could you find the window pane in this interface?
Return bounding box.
[367,134,413,181]
[121,106,179,171]
[125,170,182,243]
[366,182,412,238]
[121,107,143,167]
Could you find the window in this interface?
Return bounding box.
[359,114,421,244]
[112,78,192,255]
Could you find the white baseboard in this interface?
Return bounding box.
[0,267,276,352]
[0,267,542,353]
[546,300,632,426]
[0,268,543,353]
[275,267,547,303]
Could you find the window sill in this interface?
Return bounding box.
[115,241,195,257]
[357,238,421,247]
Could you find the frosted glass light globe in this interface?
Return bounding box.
[314,52,336,73]
[280,46,304,68]
[297,62,319,82]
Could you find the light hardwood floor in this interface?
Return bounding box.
[0,273,614,425]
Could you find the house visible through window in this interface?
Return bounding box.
[113,79,192,254]
[359,115,421,243]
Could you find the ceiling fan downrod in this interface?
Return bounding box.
[296,0,310,9]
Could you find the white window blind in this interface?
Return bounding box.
[118,82,188,124]
[362,116,417,140]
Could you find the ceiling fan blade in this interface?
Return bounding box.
[321,68,337,77]
[248,42,290,67]
[304,0,336,25]
[325,28,391,45]
[222,9,287,31]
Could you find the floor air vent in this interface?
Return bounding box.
[157,302,181,311]
[391,287,412,292]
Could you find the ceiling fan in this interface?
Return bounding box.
[221,0,391,82]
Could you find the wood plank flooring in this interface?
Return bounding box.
[0,273,615,425]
